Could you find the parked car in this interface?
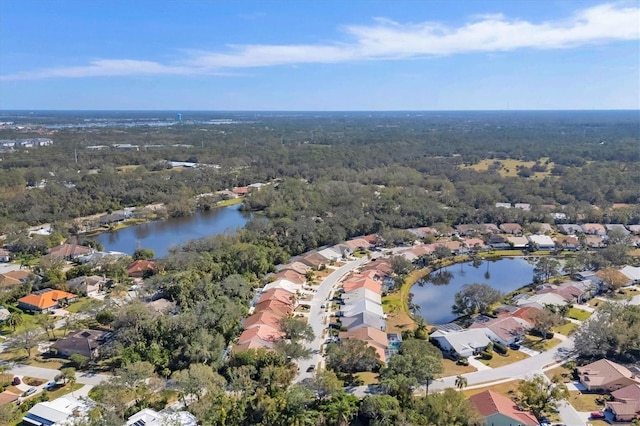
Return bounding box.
[509,342,521,350]
[306,365,316,372]
[12,377,21,386]
[25,387,36,396]
[590,411,605,419]
[44,381,57,391]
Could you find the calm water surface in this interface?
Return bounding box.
[411,258,535,324]
[96,204,251,257]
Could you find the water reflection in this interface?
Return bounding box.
[411,258,535,324]
[96,204,251,257]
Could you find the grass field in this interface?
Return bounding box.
[552,321,578,336]
[521,335,562,352]
[382,268,431,333]
[216,197,244,207]
[65,298,103,314]
[568,391,607,411]
[355,371,379,385]
[463,158,555,179]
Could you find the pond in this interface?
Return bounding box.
[411,257,536,324]
[96,203,251,258]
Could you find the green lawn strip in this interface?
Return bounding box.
[64,298,102,314]
[552,322,578,336]
[568,307,591,321]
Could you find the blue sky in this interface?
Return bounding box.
[0,0,638,110]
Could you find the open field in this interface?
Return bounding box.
[463,158,555,179]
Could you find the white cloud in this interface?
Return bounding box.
[2,2,638,80]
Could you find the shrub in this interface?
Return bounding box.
[456,357,469,366]
[494,342,508,355]
[479,351,493,360]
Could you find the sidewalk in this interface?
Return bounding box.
[467,357,492,371]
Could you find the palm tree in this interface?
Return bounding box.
[455,375,468,390]
[6,312,23,332]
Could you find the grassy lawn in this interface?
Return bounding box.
[216,197,244,207]
[27,356,68,370]
[521,335,561,352]
[0,312,36,337]
[552,321,578,336]
[64,298,103,314]
[48,382,84,399]
[544,364,573,383]
[383,268,431,333]
[462,379,522,398]
[568,391,608,411]
[478,350,529,368]
[355,371,379,385]
[568,307,592,321]
[588,298,604,308]
[441,358,476,377]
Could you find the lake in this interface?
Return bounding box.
[411,258,536,324]
[96,204,251,258]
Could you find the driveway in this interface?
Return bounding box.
[6,363,110,386]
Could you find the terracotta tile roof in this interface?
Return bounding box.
[0,390,20,405]
[280,261,311,275]
[237,324,284,344]
[500,223,523,233]
[244,310,284,329]
[233,186,249,195]
[253,299,293,317]
[468,390,538,425]
[273,270,306,285]
[126,260,157,276]
[339,327,388,348]
[232,338,273,352]
[342,276,382,294]
[258,288,296,305]
[18,289,76,310]
[509,306,542,327]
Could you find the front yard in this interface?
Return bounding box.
[461,379,522,398]
[521,335,562,352]
[478,349,529,368]
[441,358,476,376]
[568,307,592,321]
[552,321,578,336]
[568,391,608,411]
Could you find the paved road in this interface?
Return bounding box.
[294,256,373,382]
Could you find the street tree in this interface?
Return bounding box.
[55,367,76,385]
[517,374,569,417]
[410,388,484,426]
[279,317,315,343]
[452,283,503,316]
[9,326,42,358]
[455,375,468,390]
[304,368,344,400]
[34,312,57,340]
[531,308,564,339]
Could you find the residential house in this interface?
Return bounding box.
[628,225,640,235]
[47,243,92,260]
[0,269,32,288]
[606,384,640,422]
[244,310,285,330]
[430,328,491,358]
[468,390,538,426]
[577,359,640,392]
[582,223,607,236]
[343,237,373,251]
[557,224,583,235]
[126,260,157,278]
[555,236,580,251]
[462,238,486,251]
[279,261,311,276]
[506,236,529,249]
[585,234,606,249]
[237,324,284,346]
[0,248,10,262]
[469,316,528,345]
[339,327,389,363]
[66,275,106,296]
[126,408,198,426]
[18,289,77,313]
[342,276,382,294]
[537,223,554,234]
[495,202,512,209]
[515,293,567,310]
[339,298,385,318]
[538,281,594,304]
[0,390,20,405]
[514,203,531,211]
[606,224,631,235]
[273,269,306,285]
[22,395,92,426]
[509,306,543,327]
[499,223,523,235]
[340,287,382,305]
[253,299,294,317]
[619,265,640,284]
[340,312,386,332]
[407,227,439,238]
[258,288,297,306]
[317,247,343,261]
[98,212,126,226]
[361,258,393,276]
[527,234,555,249]
[232,186,249,196]
[51,329,109,359]
[262,279,300,294]
[488,234,510,249]
[300,252,330,269]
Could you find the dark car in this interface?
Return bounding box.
[306,365,316,372]
[509,342,521,350]
[590,411,605,419]
[12,377,21,386]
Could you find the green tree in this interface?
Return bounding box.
[9,326,42,358]
[56,367,76,384]
[325,339,380,382]
[132,248,155,260]
[533,257,560,283]
[517,374,569,417]
[34,312,57,340]
[70,353,90,369]
[304,368,343,400]
[410,388,484,426]
[6,312,23,332]
[455,375,468,390]
[279,317,315,343]
[320,393,359,426]
[359,394,402,426]
[171,364,226,406]
[451,283,503,316]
